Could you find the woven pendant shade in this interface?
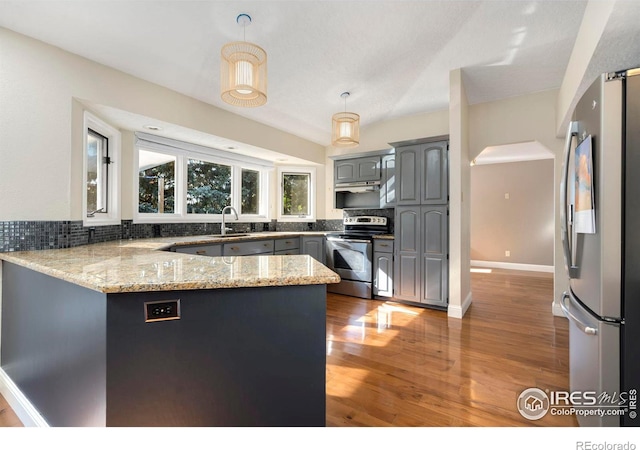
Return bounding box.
[331,112,360,147]
[331,92,359,147]
[220,14,267,107]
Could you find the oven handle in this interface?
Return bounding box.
[326,237,371,244]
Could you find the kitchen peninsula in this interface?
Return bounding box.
[0,235,339,427]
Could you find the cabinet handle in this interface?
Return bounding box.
[196,250,206,255]
[380,243,389,247]
[264,243,269,247]
[230,246,239,251]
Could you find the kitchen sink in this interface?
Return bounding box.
[209,233,250,238]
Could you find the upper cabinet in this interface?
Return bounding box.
[334,156,381,184]
[396,140,448,206]
[332,150,394,209]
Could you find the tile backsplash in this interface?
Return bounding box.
[0,216,361,252]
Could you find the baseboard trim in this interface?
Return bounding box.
[471,260,554,273]
[448,291,473,319]
[552,296,565,317]
[0,368,48,427]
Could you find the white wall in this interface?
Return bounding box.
[0,27,325,221]
[471,159,555,266]
[448,69,471,319]
[469,89,565,311]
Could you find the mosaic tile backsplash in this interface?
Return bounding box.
[0,216,377,253]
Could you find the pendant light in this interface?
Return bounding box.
[331,92,360,148]
[221,14,267,107]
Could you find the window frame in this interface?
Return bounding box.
[83,111,121,226]
[277,166,316,222]
[133,135,271,224]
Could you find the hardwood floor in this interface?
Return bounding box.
[0,268,576,427]
[0,392,22,427]
[326,268,578,426]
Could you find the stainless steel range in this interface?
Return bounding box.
[326,216,389,299]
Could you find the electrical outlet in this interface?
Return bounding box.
[145,300,180,323]
[505,193,510,200]
[505,250,511,257]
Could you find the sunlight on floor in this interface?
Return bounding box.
[471,268,493,273]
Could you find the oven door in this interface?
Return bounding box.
[325,237,372,282]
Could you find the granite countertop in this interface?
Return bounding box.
[0,233,340,294]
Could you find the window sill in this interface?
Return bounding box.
[277,217,316,223]
[83,217,121,227]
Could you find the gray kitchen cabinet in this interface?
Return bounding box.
[395,207,420,302]
[421,205,448,307]
[274,248,300,255]
[380,154,395,208]
[373,239,394,298]
[223,239,274,256]
[171,244,222,257]
[334,156,381,183]
[394,205,448,307]
[396,140,448,205]
[301,236,325,264]
[274,237,300,255]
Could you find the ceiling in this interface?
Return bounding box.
[0,0,591,148]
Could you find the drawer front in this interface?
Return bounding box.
[174,245,222,257]
[274,248,300,255]
[373,239,394,253]
[274,237,300,251]
[223,240,274,256]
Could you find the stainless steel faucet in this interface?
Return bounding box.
[221,206,238,236]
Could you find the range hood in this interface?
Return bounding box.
[334,180,381,193]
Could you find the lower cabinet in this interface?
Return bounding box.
[171,244,222,256]
[171,236,326,261]
[274,237,301,255]
[395,205,448,308]
[301,236,326,264]
[224,240,274,256]
[373,239,394,298]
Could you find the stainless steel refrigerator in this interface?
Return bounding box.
[560,67,640,427]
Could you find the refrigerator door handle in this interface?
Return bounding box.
[560,291,598,335]
[560,121,580,278]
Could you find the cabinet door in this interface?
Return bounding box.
[380,154,396,208]
[355,157,381,181]
[394,206,420,302]
[302,237,325,264]
[396,145,421,205]
[223,240,274,256]
[334,157,381,183]
[373,252,393,298]
[421,141,448,205]
[421,205,448,307]
[334,160,357,183]
[274,238,300,252]
[173,244,222,257]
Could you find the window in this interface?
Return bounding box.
[278,166,316,222]
[241,169,260,215]
[134,133,271,223]
[83,112,121,225]
[86,130,109,214]
[138,150,176,214]
[187,159,231,214]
